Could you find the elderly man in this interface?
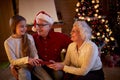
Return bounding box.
[32,11,72,80]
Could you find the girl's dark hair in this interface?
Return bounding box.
[21,34,30,57]
[9,15,26,34]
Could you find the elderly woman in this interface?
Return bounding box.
[48,21,104,80]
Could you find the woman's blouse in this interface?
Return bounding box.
[63,40,102,75]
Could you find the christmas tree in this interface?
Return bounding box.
[75,0,115,55]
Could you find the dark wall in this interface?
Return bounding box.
[54,0,78,35]
[0,0,14,61]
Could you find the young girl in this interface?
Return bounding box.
[4,15,52,80]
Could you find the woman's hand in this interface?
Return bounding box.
[48,62,64,71]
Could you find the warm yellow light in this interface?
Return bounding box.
[105,38,109,42]
[87,18,91,21]
[81,0,84,2]
[94,4,99,9]
[94,14,98,17]
[91,35,96,39]
[76,2,80,7]
[78,13,80,15]
[79,16,85,20]
[96,0,100,3]
[82,13,85,16]
[102,35,105,38]
[92,0,95,3]
[106,29,110,32]
[76,8,79,12]
[96,9,99,13]
[101,19,105,22]
[110,37,115,41]
[105,20,108,23]
[98,15,101,18]
[109,31,112,35]
[105,25,108,28]
[97,32,100,36]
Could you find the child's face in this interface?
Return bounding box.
[15,20,27,36]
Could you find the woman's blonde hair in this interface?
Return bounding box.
[73,21,92,40]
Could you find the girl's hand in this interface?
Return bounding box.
[28,58,42,66]
[35,59,43,66]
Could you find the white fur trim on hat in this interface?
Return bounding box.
[36,13,54,25]
[32,26,37,32]
[32,11,54,32]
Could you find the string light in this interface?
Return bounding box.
[87,18,91,21]
[102,34,105,38]
[106,29,110,32]
[91,35,96,39]
[110,37,115,41]
[101,19,105,22]
[76,2,80,7]
[94,14,98,17]
[97,32,100,36]
[105,38,109,42]
[96,9,99,13]
[76,8,79,12]
[98,15,101,18]
[92,0,95,3]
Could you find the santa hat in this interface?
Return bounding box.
[32,11,54,32]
